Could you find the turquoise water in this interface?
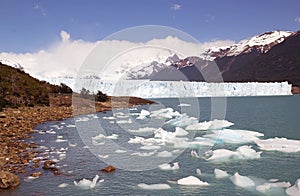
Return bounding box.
[2,96,300,196]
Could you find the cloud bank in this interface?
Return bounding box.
[0,30,235,80]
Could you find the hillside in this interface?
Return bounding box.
[0,63,71,110]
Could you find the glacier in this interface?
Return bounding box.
[47,78,292,98]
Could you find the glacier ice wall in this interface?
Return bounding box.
[47,78,292,98]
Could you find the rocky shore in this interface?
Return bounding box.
[0,95,154,189]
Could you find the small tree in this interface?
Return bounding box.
[95,90,108,102]
[59,83,73,94]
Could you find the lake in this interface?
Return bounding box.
[3,96,300,196]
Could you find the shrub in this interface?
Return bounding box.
[95,90,108,102]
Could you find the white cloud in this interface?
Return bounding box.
[0,30,235,80]
[295,17,300,23]
[33,3,46,16]
[171,4,181,11]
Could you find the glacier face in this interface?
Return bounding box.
[47,78,292,98]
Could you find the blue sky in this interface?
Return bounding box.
[1,0,300,53]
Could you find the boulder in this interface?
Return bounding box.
[101,165,116,173]
[0,171,20,189]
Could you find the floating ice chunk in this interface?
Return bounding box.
[256,181,291,193]
[177,176,209,186]
[137,109,151,119]
[115,149,127,153]
[286,179,300,196]
[255,137,300,153]
[128,136,146,144]
[229,172,255,188]
[214,168,230,179]
[131,151,155,157]
[157,151,173,157]
[196,169,202,175]
[55,139,68,143]
[158,162,179,170]
[186,119,234,131]
[57,135,63,139]
[138,183,171,190]
[103,116,116,120]
[69,142,77,147]
[174,127,189,137]
[191,150,201,158]
[192,137,215,146]
[75,117,91,122]
[204,129,264,144]
[178,103,191,107]
[128,127,156,133]
[106,134,119,140]
[149,108,179,119]
[165,114,198,128]
[58,183,69,188]
[206,146,261,162]
[98,154,109,159]
[74,175,104,189]
[92,133,118,145]
[116,119,132,124]
[66,124,76,128]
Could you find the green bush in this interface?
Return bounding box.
[95,90,108,102]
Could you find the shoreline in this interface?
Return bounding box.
[0,95,154,189]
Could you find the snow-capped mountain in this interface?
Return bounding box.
[204,30,293,59]
[0,59,24,71]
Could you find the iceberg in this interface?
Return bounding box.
[157,151,173,157]
[177,176,209,186]
[256,181,291,193]
[165,114,198,128]
[158,162,179,170]
[286,179,300,196]
[74,175,104,189]
[186,119,234,131]
[196,168,202,175]
[204,129,264,144]
[138,183,171,190]
[255,137,300,153]
[206,145,261,162]
[58,183,69,188]
[229,172,255,188]
[214,168,230,179]
[174,127,189,137]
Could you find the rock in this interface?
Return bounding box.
[30,172,42,178]
[0,113,6,118]
[101,165,116,173]
[42,160,56,169]
[0,171,20,189]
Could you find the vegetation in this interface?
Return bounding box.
[79,88,108,102]
[0,63,72,109]
[95,90,109,102]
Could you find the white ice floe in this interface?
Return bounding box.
[158,162,180,171]
[98,154,109,159]
[66,124,76,128]
[196,169,202,175]
[286,179,300,196]
[178,103,191,107]
[157,151,173,157]
[116,119,132,124]
[255,137,300,153]
[191,150,202,158]
[174,127,189,137]
[131,151,156,157]
[103,116,116,120]
[206,146,261,162]
[214,168,230,179]
[256,181,291,193]
[75,117,91,122]
[165,114,198,128]
[128,127,157,133]
[149,108,181,119]
[55,139,68,143]
[186,119,234,131]
[69,142,77,147]
[204,129,264,144]
[229,172,255,188]
[138,183,171,190]
[177,176,209,186]
[115,149,127,153]
[74,175,104,189]
[136,109,151,119]
[92,133,118,145]
[58,183,69,188]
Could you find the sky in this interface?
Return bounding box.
[0,0,299,78]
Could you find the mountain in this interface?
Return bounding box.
[0,62,71,110]
[128,30,300,88]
